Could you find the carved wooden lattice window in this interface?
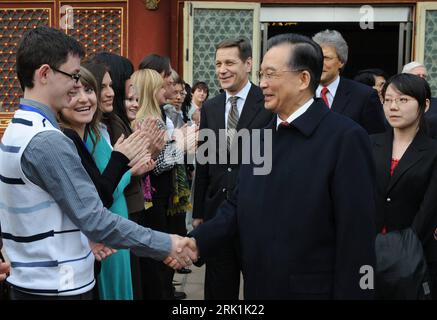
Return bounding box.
[0,9,50,112]
[416,2,437,95]
[65,7,123,58]
[184,2,260,97]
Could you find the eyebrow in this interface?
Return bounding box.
[216,59,238,63]
[260,66,277,72]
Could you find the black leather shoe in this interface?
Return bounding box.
[177,267,192,274]
[174,290,187,300]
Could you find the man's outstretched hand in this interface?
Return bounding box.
[163,235,198,270]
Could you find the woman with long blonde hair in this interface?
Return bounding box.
[132,68,166,125]
[132,67,190,299]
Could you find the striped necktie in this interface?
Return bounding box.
[227,96,239,150]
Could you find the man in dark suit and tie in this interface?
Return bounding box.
[188,33,376,299]
[312,29,386,134]
[192,37,273,299]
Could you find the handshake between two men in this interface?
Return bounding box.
[165,235,198,270]
[0,236,197,284]
[88,235,198,270]
[89,234,199,268]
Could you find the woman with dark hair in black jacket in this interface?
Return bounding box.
[371,73,437,299]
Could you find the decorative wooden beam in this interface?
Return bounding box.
[144,0,160,11]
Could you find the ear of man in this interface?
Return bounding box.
[299,70,312,91]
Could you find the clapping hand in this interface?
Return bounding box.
[137,117,166,159]
[173,124,198,155]
[113,130,147,161]
[127,138,156,176]
[130,157,156,176]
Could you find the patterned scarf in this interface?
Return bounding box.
[167,165,192,215]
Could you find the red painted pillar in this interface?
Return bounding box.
[128,0,171,69]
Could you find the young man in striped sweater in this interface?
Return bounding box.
[0,26,196,300]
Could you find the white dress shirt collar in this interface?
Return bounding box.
[276,98,314,129]
[225,80,252,104]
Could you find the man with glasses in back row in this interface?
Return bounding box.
[0,26,196,300]
[312,29,386,135]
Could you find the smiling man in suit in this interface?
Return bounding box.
[188,33,376,299]
[312,29,386,134]
[191,37,273,299]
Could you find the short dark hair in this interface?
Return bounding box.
[192,81,209,100]
[266,33,323,93]
[216,37,252,62]
[16,26,85,90]
[382,73,431,130]
[138,54,172,77]
[353,72,376,87]
[358,68,389,80]
[91,52,134,128]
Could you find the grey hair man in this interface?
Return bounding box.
[402,61,427,79]
[403,61,437,117]
[312,29,386,134]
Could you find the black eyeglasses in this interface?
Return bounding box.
[50,66,81,83]
[258,69,304,81]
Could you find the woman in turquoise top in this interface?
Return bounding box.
[86,130,134,300]
[59,62,150,300]
[88,53,161,300]
[83,61,149,300]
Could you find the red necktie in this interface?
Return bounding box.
[278,121,290,130]
[321,86,330,108]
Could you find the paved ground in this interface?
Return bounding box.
[173,265,244,300]
[173,265,205,300]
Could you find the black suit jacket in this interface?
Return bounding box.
[426,113,437,139]
[191,99,376,299]
[192,83,273,221]
[425,97,437,119]
[371,129,437,262]
[330,77,386,134]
